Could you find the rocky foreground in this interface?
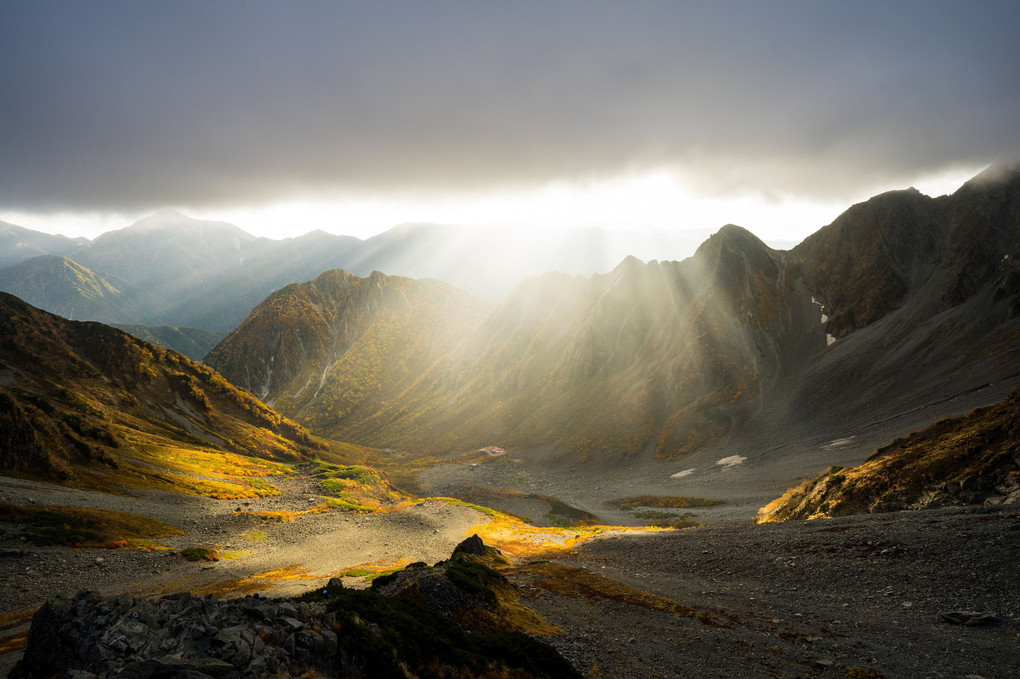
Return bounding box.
[5,502,1018,678]
[11,536,578,679]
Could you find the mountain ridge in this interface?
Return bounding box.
[206,166,1020,467]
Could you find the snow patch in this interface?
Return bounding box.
[671,468,696,479]
[715,455,746,468]
[812,295,836,344]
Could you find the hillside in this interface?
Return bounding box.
[205,268,487,421]
[207,166,1020,468]
[109,323,225,361]
[0,292,324,495]
[0,255,158,325]
[757,388,1020,521]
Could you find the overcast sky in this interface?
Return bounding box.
[1,1,1018,241]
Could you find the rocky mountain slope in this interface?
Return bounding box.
[758,387,1020,521]
[207,165,1020,466]
[0,291,323,494]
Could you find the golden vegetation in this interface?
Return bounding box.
[613,495,723,510]
[0,502,183,547]
[758,388,1020,521]
[0,292,329,498]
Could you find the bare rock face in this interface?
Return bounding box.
[11,591,339,679]
[453,533,487,555]
[12,538,577,679]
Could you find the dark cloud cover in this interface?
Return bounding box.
[2,1,1018,212]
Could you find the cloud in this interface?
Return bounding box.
[1,1,1018,212]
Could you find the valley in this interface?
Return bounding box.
[1,165,1018,677]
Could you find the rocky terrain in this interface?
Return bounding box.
[523,503,1019,679]
[4,470,1017,678]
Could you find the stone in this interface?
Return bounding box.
[940,610,1000,626]
[454,533,488,555]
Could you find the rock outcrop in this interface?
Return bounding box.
[12,539,578,679]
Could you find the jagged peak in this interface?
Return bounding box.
[611,254,647,272]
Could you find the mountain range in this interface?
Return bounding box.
[206,165,1020,470]
[2,164,1019,510]
[0,213,710,358]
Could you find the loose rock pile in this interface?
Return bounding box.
[13,590,340,678]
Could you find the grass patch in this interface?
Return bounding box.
[632,510,701,529]
[240,528,267,541]
[297,460,404,511]
[544,498,600,527]
[180,547,220,562]
[614,495,723,510]
[0,502,183,547]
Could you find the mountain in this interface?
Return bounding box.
[207,165,1020,465]
[204,268,487,415]
[757,387,1020,521]
[109,324,225,361]
[209,225,795,457]
[0,214,707,335]
[0,255,158,324]
[0,292,323,493]
[0,220,86,269]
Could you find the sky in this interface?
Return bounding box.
[1,1,1017,243]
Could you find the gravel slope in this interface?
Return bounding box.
[515,504,1020,678]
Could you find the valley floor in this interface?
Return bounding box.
[516,504,1020,678]
[1,473,1017,678]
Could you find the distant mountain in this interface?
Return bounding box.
[757,387,1020,521]
[0,292,322,492]
[348,222,711,301]
[0,213,708,335]
[0,255,158,324]
[0,220,86,269]
[109,324,225,361]
[207,165,1020,462]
